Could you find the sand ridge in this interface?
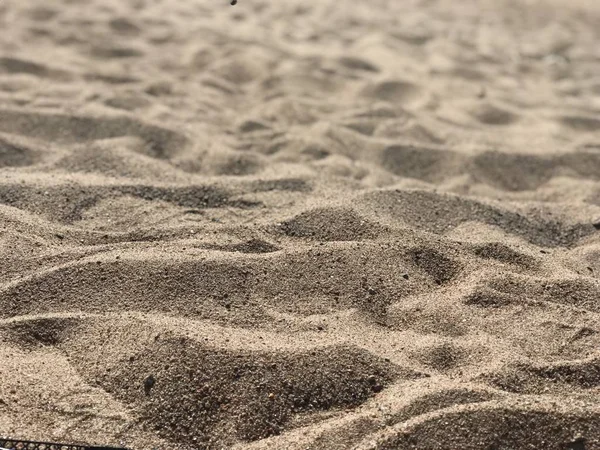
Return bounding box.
[0,0,600,448]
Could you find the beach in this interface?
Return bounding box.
[0,0,600,448]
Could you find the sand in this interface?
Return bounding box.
[0,0,599,449]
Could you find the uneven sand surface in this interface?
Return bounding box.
[1,0,600,449]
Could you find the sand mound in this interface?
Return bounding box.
[1,0,600,449]
[365,402,600,450]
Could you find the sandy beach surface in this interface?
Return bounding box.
[1,0,600,448]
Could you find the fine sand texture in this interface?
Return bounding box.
[1,0,600,449]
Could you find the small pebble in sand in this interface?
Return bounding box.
[144,375,156,395]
